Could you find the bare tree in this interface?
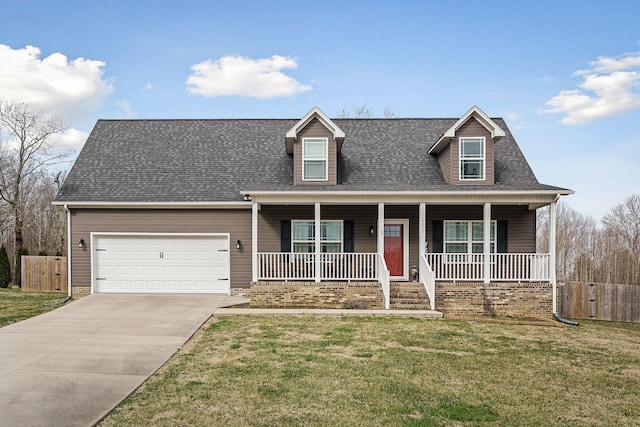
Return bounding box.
[22,171,67,255]
[602,194,640,284]
[338,105,395,118]
[0,100,68,283]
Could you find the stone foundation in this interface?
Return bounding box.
[71,286,91,299]
[436,282,552,318]
[250,281,384,309]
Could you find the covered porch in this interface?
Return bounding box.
[247,192,561,312]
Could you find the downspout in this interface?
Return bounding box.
[45,204,72,306]
[549,195,578,326]
[65,204,72,298]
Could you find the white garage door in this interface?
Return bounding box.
[93,234,230,294]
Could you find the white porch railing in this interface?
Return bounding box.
[321,253,378,280]
[377,253,390,310]
[424,253,551,282]
[257,252,379,281]
[257,252,316,280]
[419,253,436,310]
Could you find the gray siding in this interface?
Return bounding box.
[438,143,451,184]
[426,205,535,252]
[442,117,495,185]
[258,204,421,270]
[70,209,252,289]
[293,118,338,185]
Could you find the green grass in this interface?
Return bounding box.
[0,287,65,327]
[100,316,640,426]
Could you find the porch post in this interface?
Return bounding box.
[419,202,426,255]
[251,201,258,283]
[549,198,558,314]
[483,202,491,284]
[377,202,385,255]
[315,202,321,282]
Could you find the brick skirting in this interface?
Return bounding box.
[436,281,552,318]
[230,287,250,298]
[250,281,384,309]
[71,286,91,299]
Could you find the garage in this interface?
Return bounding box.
[92,234,230,294]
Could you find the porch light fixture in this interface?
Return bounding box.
[369,225,375,236]
[236,240,242,250]
[243,194,252,201]
[78,239,85,249]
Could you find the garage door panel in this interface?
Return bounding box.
[94,235,229,294]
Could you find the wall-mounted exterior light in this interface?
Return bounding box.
[78,239,86,249]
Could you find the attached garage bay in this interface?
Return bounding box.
[92,234,230,294]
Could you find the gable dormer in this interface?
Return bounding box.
[285,107,345,186]
[429,106,505,185]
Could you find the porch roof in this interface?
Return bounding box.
[56,117,571,204]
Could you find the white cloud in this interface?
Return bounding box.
[539,52,640,124]
[54,128,89,149]
[144,83,153,90]
[115,100,136,118]
[0,44,113,124]
[186,55,312,99]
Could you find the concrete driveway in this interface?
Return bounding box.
[0,293,235,427]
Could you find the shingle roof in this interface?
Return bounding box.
[56,117,569,203]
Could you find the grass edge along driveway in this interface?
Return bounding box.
[101,315,640,427]
[0,287,66,327]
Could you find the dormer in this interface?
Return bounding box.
[428,106,505,185]
[285,107,345,186]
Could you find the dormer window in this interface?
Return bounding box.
[303,138,328,181]
[459,137,485,180]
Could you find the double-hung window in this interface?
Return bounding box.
[292,220,343,253]
[444,221,495,256]
[302,138,328,181]
[459,137,485,180]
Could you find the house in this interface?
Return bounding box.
[53,106,572,317]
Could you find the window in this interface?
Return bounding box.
[459,137,485,180]
[302,138,328,181]
[292,220,342,253]
[444,221,495,254]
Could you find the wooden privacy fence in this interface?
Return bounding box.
[557,281,640,323]
[21,256,68,293]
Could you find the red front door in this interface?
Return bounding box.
[384,224,404,277]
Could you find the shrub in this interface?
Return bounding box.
[0,246,10,288]
[344,300,368,309]
[38,249,48,256]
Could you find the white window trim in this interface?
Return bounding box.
[443,220,496,254]
[291,219,343,253]
[459,137,486,181]
[302,137,329,181]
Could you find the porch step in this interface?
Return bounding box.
[389,282,432,310]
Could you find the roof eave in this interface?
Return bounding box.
[285,106,346,154]
[428,105,506,154]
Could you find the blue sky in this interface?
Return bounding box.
[2,0,639,220]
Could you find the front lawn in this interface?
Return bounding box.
[0,287,66,327]
[100,315,640,426]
